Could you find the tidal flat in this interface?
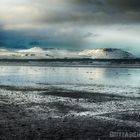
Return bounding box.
[0,66,140,139]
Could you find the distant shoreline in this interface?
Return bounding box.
[0,58,140,68]
[0,58,140,62]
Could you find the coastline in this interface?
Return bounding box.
[0,63,140,139]
[0,58,140,68]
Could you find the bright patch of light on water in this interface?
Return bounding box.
[0,66,140,97]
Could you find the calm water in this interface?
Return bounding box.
[0,66,140,88]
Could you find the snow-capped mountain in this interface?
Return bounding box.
[79,48,135,59]
[18,47,45,53]
[0,47,136,59]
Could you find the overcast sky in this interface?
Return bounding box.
[0,0,140,55]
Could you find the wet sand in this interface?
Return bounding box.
[0,86,140,140]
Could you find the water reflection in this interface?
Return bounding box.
[0,66,139,87]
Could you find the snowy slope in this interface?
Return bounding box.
[79,48,135,59]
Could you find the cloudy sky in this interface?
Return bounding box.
[0,0,140,55]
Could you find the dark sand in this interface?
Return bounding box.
[0,86,140,140]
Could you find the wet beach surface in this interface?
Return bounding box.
[0,66,140,139]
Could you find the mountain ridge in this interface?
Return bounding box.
[0,47,137,59]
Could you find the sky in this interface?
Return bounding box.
[0,0,140,55]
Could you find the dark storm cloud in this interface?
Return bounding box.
[27,0,140,26]
[107,0,140,10]
[1,0,140,28]
[74,0,140,10]
[67,0,140,24]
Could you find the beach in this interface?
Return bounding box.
[0,64,140,139]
